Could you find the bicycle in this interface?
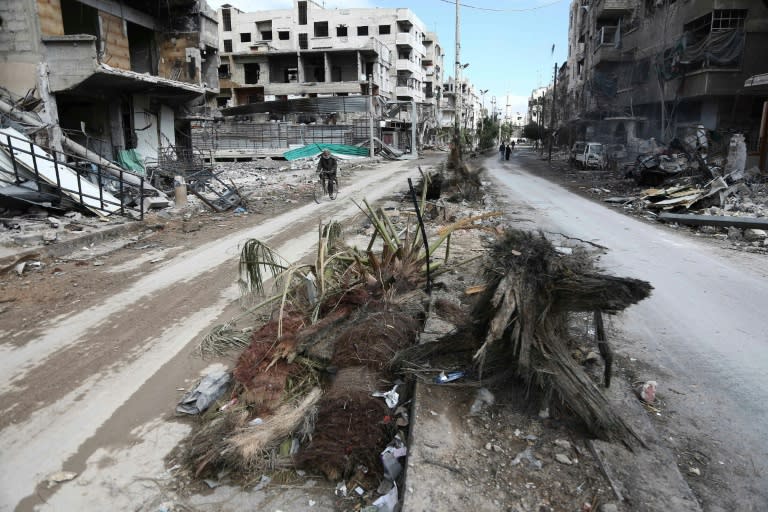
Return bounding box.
[313,172,338,203]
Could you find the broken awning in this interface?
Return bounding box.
[283,143,369,161]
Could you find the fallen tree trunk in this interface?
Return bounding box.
[473,229,652,447]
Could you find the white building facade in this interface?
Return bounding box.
[216,1,440,108]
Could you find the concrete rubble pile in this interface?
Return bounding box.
[595,133,768,247]
[170,161,504,511]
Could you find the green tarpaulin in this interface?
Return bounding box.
[283,143,369,161]
[117,149,146,175]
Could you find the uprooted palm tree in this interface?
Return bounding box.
[179,191,501,482]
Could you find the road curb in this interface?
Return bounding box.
[589,381,703,511]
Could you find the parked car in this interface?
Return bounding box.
[571,141,606,169]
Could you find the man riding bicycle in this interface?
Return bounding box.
[316,149,338,195]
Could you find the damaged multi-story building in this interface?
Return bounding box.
[188,0,453,157]
[216,1,438,106]
[0,0,220,165]
[565,0,768,161]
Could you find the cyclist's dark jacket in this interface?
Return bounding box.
[317,155,338,175]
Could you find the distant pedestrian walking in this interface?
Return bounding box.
[499,142,505,161]
[511,140,516,151]
[505,143,511,161]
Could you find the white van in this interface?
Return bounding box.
[571,142,606,169]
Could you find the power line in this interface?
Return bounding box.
[436,0,564,13]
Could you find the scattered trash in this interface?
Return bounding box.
[554,439,572,450]
[248,417,264,426]
[433,370,465,384]
[372,482,398,512]
[372,384,400,409]
[636,380,657,404]
[335,482,348,497]
[203,479,220,489]
[253,474,271,491]
[469,387,495,415]
[176,370,231,415]
[688,467,701,476]
[555,453,574,465]
[510,447,543,470]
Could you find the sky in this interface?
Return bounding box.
[207,0,570,119]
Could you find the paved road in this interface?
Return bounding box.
[0,157,433,512]
[492,150,768,511]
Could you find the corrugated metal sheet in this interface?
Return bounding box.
[283,143,368,161]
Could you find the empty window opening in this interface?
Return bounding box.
[218,63,230,78]
[314,21,328,37]
[127,22,157,75]
[298,33,308,49]
[61,0,98,37]
[336,25,348,37]
[221,8,231,31]
[379,24,391,35]
[217,96,229,107]
[240,32,251,42]
[357,26,368,36]
[285,67,298,82]
[261,31,272,40]
[278,31,290,40]
[223,39,232,52]
[244,63,260,84]
[298,1,307,25]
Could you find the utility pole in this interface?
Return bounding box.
[454,0,462,157]
[548,62,557,163]
[368,74,375,158]
[479,89,488,148]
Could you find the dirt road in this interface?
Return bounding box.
[0,155,439,511]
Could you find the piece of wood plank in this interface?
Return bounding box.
[659,212,768,229]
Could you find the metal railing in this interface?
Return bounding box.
[0,131,143,220]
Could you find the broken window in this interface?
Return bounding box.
[683,9,746,69]
[712,9,747,31]
[298,33,308,49]
[261,31,273,40]
[337,25,348,37]
[61,0,98,37]
[357,26,369,36]
[298,1,307,25]
[217,96,229,107]
[278,31,290,40]
[285,68,298,82]
[244,63,260,84]
[127,22,157,75]
[314,21,328,37]
[223,39,232,52]
[379,24,391,35]
[222,8,232,32]
[218,63,230,78]
[240,32,251,43]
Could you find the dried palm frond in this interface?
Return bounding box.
[239,239,289,298]
[198,323,253,357]
[225,387,322,462]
